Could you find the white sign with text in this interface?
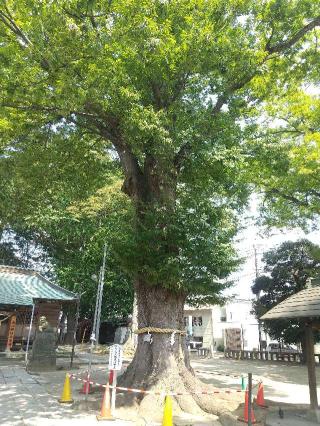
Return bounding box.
[108,344,123,371]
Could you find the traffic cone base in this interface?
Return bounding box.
[96,415,115,421]
[97,383,114,421]
[238,417,257,424]
[58,397,74,404]
[58,374,74,404]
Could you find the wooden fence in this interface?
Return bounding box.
[224,349,319,363]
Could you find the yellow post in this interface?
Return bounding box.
[162,395,173,426]
[58,374,74,403]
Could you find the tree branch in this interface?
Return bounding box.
[0,4,31,46]
[309,189,320,199]
[174,142,192,173]
[267,16,320,54]
[212,17,320,116]
[89,111,147,200]
[266,188,309,207]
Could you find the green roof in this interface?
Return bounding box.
[0,266,78,307]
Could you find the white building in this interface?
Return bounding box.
[184,299,268,351]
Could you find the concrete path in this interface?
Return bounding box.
[192,355,316,405]
[265,411,320,426]
[0,353,317,425]
[0,362,133,426]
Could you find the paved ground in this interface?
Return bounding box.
[192,355,317,405]
[0,352,317,425]
[0,356,134,426]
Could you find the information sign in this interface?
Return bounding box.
[108,344,123,371]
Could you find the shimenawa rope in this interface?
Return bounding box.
[0,316,10,326]
[134,327,186,335]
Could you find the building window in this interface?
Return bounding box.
[192,316,202,326]
[220,316,226,322]
[183,317,188,326]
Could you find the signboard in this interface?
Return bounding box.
[225,328,242,351]
[108,344,123,371]
[6,315,16,349]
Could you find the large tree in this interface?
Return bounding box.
[1,0,320,416]
[252,239,320,359]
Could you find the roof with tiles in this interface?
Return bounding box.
[0,265,78,307]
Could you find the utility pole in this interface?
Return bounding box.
[92,243,107,346]
[254,245,263,352]
[95,243,107,345]
[86,243,107,399]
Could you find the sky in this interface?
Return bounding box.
[226,196,320,300]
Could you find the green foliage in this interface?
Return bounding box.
[0,0,320,309]
[0,234,21,266]
[0,228,43,267]
[252,239,320,345]
[248,90,320,228]
[217,344,225,352]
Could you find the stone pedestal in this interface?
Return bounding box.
[28,327,57,371]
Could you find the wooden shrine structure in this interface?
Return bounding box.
[261,278,320,411]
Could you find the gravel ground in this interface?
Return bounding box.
[0,351,316,425]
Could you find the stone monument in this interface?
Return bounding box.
[28,316,57,371]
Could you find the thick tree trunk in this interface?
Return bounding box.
[121,280,188,386]
[119,280,242,420]
[115,146,242,419]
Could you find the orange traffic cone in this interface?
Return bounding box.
[79,372,94,394]
[239,390,256,424]
[256,382,268,408]
[97,383,115,421]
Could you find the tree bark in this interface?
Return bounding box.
[119,280,242,420]
[121,280,188,386]
[114,140,242,418]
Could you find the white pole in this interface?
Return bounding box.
[111,370,117,415]
[188,315,193,336]
[86,244,107,399]
[25,304,35,365]
[92,270,101,346]
[95,243,107,345]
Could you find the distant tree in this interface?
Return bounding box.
[0,228,38,267]
[252,239,320,359]
[0,236,20,266]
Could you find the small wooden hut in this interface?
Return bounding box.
[261,279,320,410]
[0,265,79,354]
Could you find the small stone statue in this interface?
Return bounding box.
[28,315,57,371]
[38,316,49,331]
